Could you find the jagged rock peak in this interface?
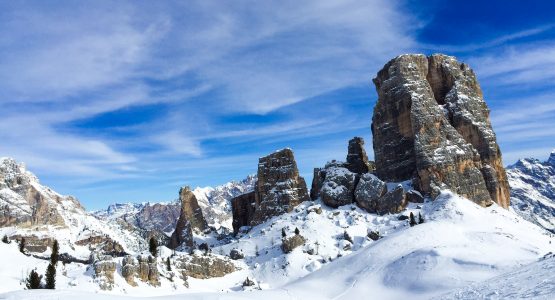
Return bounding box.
[346,137,374,174]
[251,148,309,225]
[169,186,207,249]
[231,148,309,232]
[372,53,510,208]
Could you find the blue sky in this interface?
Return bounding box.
[1,0,554,210]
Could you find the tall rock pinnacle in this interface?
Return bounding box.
[169,186,207,249]
[371,54,510,208]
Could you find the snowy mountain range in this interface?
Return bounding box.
[92,175,256,233]
[507,150,555,233]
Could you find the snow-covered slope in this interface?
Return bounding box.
[437,254,555,299]
[0,157,145,259]
[3,191,552,299]
[507,150,555,233]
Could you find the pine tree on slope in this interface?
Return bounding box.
[25,269,42,289]
[50,240,59,266]
[19,237,26,254]
[409,212,417,227]
[45,263,56,289]
[149,237,158,257]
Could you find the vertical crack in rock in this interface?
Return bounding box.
[372,54,510,208]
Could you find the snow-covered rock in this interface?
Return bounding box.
[507,150,555,233]
[0,157,145,259]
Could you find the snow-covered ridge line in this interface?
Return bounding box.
[507,149,555,233]
[93,174,257,232]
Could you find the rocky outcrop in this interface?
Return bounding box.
[231,149,309,231]
[231,191,256,233]
[169,186,207,249]
[372,54,510,208]
[309,137,409,214]
[121,255,160,286]
[10,235,54,253]
[93,255,117,290]
[0,158,84,227]
[281,234,306,253]
[175,254,237,279]
[346,137,374,174]
[75,235,126,257]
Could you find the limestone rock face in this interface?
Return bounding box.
[346,137,373,174]
[93,255,116,290]
[320,163,357,208]
[175,254,237,279]
[354,173,387,212]
[121,255,160,286]
[372,54,510,208]
[250,149,310,226]
[169,186,207,249]
[230,191,256,233]
[75,235,126,257]
[0,158,84,227]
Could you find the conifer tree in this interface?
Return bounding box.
[19,237,26,254]
[50,240,59,266]
[1,235,9,244]
[409,212,417,227]
[281,228,286,238]
[418,212,425,224]
[166,257,172,271]
[294,227,300,235]
[45,263,56,289]
[149,237,158,257]
[25,269,42,289]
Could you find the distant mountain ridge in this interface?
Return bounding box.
[93,175,256,233]
[507,150,555,233]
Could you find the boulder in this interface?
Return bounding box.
[354,173,387,212]
[320,163,357,208]
[250,149,310,226]
[406,190,424,203]
[281,234,306,253]
[169,186,207,249]
[346,137,372,174]
[230,191,256,233]
[229,248,244,260]
[375,186,407,215]
[372,54,510,208]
